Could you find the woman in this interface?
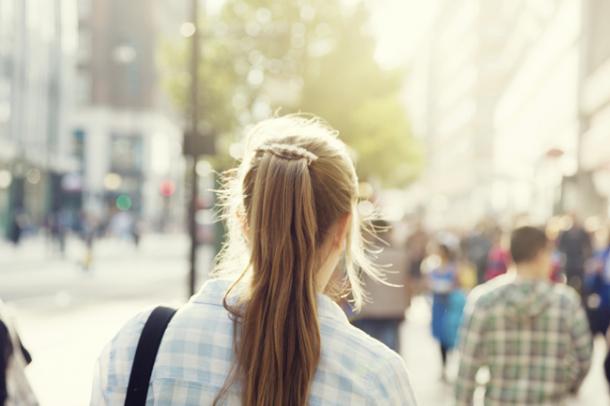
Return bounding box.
[0,301,37,405]
[427,242,464,381]
[91,116,416,405]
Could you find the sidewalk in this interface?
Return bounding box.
[3,234,193,405]
[1,233,190,273]
[1,233,207,305]
[19,297,184,405]
[4,240,609,405]
[401,296,610,406]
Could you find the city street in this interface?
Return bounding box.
[3,0,610,405]
[0,233,211,405]
[1,233,609,405]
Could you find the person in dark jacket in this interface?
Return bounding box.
[584,230,610,336]
[557,213,592,295]
[405,219,429,296]
[7,215,23,246]
[0,301,36,405]
[462,223,492,285]
[605,327,610,390]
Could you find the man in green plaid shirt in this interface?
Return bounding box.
[455,226,592,405]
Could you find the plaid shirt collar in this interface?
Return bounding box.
[190,278,349,324]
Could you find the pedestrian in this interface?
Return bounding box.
[0,300,37,405]
[557,213,592,294]
[427,241,465,381]
[91,116,417,405]
[584,228,610,337]
[605,327,610,390]
[405,219,428,296]
[131,217,142,248]
[483,228,510,282]
[81,213,97,272]
[455,226,592,405]
[462,222,492,285]
[7,213,23,246]
[50,209,69,257]
[352,219,410,353]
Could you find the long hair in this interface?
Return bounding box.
[213,115,383,406]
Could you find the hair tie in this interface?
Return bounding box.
[256,143,318,165]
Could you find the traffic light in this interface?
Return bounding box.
[160,180,176,197]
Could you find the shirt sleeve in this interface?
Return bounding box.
[568,300,593,393]
[454,296,485,406]
[368,352,418,406]
[90,346,109,406]
[90,309,151,406]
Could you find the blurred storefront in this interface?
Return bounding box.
[71,110,183,227]
[71,0,186,230]
[493,0,581,224]
[0,0,78,236]
[406,0,610,228]
[405,0,524,229]
[580,0,610,219]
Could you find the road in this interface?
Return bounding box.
[1,234,609,405]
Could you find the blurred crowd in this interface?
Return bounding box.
[3,207,610,403]
[351,212,610,401]
[5,209,143,266]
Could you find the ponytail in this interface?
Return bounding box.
[213,116,382,405]
[219,145,320,406]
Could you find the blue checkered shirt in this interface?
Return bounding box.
[91,279,417,405]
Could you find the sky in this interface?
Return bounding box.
[366,0,440,68]
[205,0,440,69]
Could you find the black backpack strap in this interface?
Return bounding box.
[124,306,177,406]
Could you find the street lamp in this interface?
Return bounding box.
[184,0,209,297]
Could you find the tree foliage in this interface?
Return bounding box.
[161,0,421,186]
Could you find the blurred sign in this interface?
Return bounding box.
[110,134,143,173]
[62,173,82,192]
[160,180,176,197]
[183,130,216,157]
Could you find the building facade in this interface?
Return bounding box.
[407,0,609,228]
[580,0,610,219]
[0,0,78,235]
[72,0,186,229]
[406,0,517,228]
[492,0,582,223]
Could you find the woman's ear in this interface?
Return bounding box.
[237,209,249,243]
[332,213,352,249]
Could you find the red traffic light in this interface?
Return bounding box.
[160,180,176,197]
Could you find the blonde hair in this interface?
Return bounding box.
[212,115,382,406]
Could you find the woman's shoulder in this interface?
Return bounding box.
[93,279,237,402]
[348,333,416,404]
[104,277,237,357]
[320,321,417,404]
[92,308,154,403]
[102,308,152,362]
